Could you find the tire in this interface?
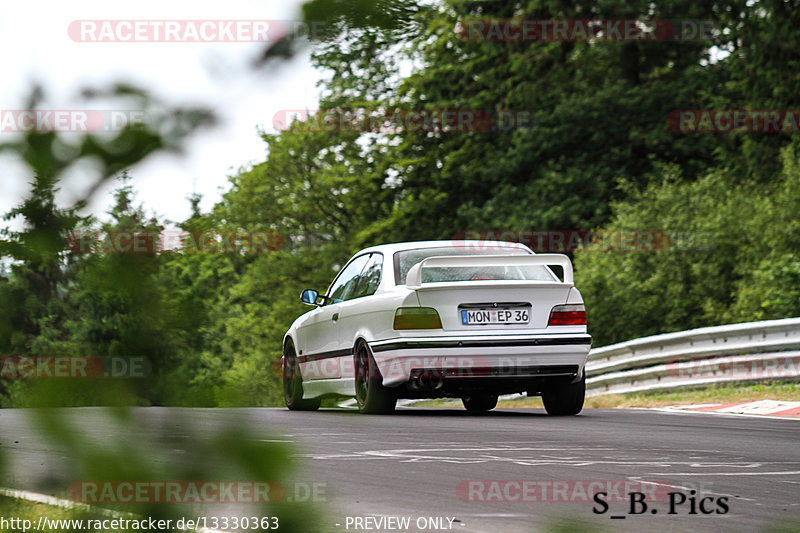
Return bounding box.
[283,340,321,411]
[542,375,585,416]
[354,341,396,414]
[462,394,498,413]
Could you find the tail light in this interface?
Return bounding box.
[548,304,587,326]
[393,307,443,330]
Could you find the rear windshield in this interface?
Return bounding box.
[393,246,557,285]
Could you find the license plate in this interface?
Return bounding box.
[461,308,530,325]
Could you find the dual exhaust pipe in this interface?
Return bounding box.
[408,372,444,391]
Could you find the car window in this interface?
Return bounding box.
[420,264,552,283]
[349,253,383,299]
[393,246,555,284]
[326,254,371,304]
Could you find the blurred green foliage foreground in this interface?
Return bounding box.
[0,2,799,532]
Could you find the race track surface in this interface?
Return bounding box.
[1,406,798,532]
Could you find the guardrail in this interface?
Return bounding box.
[586,317,800,396]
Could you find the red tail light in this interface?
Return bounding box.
[393,307,443,330]
[548,304,586,326]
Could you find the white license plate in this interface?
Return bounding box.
[461,308,529,325]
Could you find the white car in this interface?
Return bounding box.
[282,240,591,415]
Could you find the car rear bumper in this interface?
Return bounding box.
[368,334,591,387]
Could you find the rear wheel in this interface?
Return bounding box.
[354,341,396,414]
[542,375,585,416]
[283,340,320,411]
[462,394,498,413]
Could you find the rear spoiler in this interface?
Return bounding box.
[405,254,573,289]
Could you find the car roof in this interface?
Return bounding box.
[355,240,533,256]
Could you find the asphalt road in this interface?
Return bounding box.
[1,406,798,533]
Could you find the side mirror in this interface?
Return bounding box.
[300,289,320,306]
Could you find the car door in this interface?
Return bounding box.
[297,253,370,379]
[337,253,384,378]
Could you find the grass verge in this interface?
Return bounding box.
[413,382,800,409]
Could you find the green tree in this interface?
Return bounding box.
[0,86,213,407]
[0,173,85,356]
[576,141,800,347]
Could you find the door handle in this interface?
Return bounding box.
[332,313,339,322]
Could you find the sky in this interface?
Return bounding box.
[0,0,325,230]
[1,5,732,235]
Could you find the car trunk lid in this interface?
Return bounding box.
[406,255,576,331]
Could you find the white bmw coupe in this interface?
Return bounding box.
[282,240,591,415]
